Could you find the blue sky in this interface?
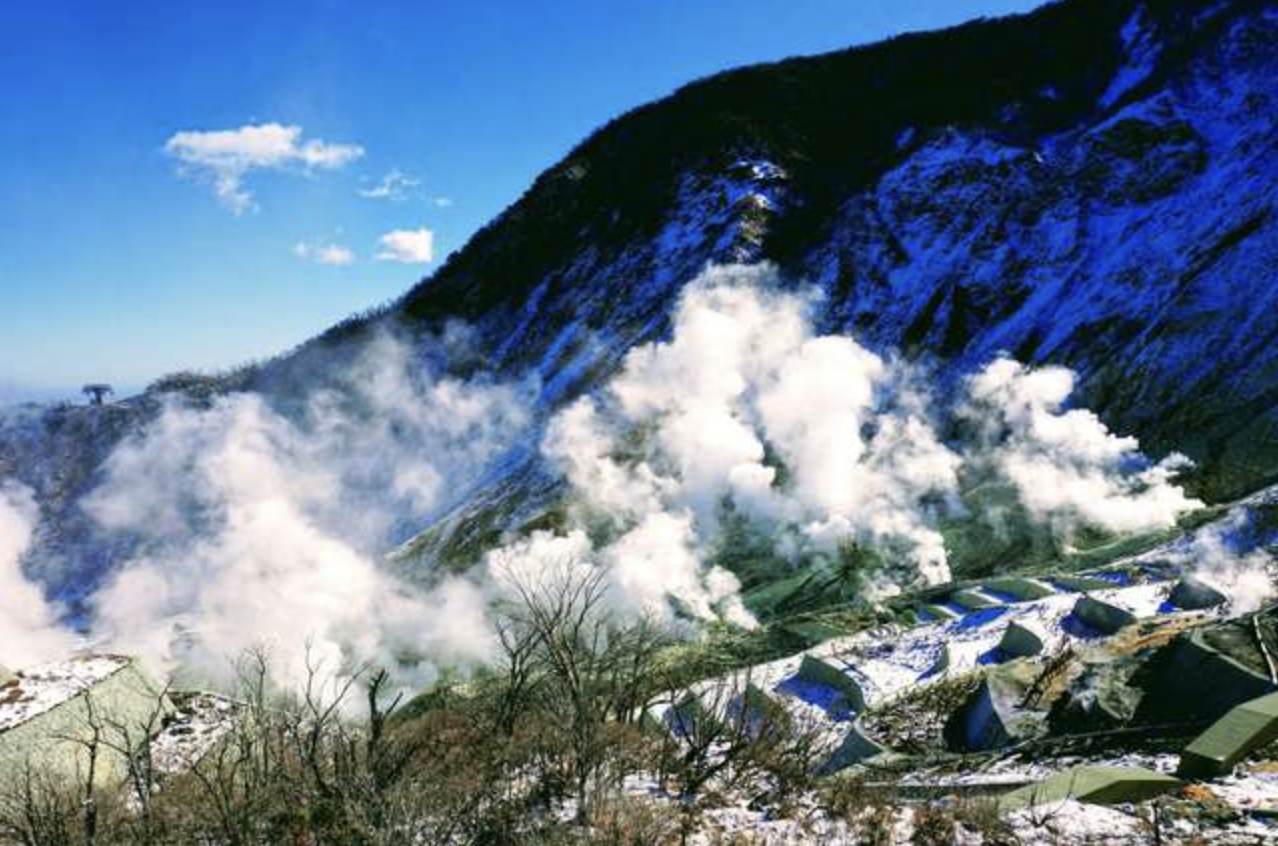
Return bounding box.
[0,0,1043,402]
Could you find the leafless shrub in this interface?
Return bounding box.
[491,563,676,824]
[952,795,1019,846]
[910,801,957,846]
[0,564,861,845]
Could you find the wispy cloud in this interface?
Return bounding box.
[358,170,452,209]
[293,240,355,266]
[376,227,434,264]
[164,122,364,213]
[358,169,420,201]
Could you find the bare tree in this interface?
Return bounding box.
[44,693,108,846]
[0,587,835,845]
[653,674,834,846]
[98,681,174,846]
[496,562,675,824]
[0,765,81,846]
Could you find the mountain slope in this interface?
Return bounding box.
[6,0,1278,606]
[374,0,1278,502]
[366,0,1278,571]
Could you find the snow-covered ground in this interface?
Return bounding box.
[634,516,1277,843]
[610,765,1278,845]
[659,575,1197,745]
[150,691,238,774]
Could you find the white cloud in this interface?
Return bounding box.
[358,169,420,201]
[357,170,452,208]
[164,122,364,214]
[376,227,435,264]
[293,240,355,266]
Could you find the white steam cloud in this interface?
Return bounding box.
[1177,511,1276,614]
[84,333,521,691]
[963,358,1201,538]
[489,263,1202,618]
[6,262,1205,688]
[0,482,75,667]
[525,265,961,612]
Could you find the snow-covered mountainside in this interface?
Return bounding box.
[5,0,1278,611]
[389,0,1278,501]
[386,0,1278,574]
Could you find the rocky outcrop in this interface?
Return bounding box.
[999,620,1049,659]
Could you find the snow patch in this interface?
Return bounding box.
[1100,9,1161,109]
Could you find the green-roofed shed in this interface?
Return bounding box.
[1072,596,1138,635]
[779,619,844,648]
[1054,575,1121,593]
[822,721,888,773]
[668,692,721,738]
[638,707,670,738]
[1178,692,1278,778]
[949,589,1000,611]
[0,655,173,788]
[981,578,1056,602]
[731,684,789,737]
[999,620,1047,658]
[998,765,1181,811]
[920,604,960,622]
[945,660,1045,751]
[796,655,865,712]
[1134,626,1277,726]
[1168,576,1228,611]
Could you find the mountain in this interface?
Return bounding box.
[394,0,1278,499]
[6,0,1278,612]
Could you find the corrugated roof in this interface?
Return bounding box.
[0,655,132,733]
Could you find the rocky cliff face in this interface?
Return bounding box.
[6,0,1278,603]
